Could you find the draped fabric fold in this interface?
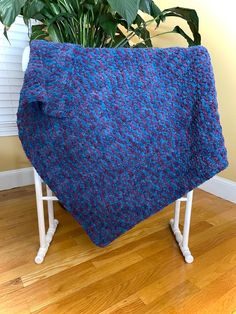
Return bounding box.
[17,40,228,246]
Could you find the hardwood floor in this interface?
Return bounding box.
[0,185,235,314]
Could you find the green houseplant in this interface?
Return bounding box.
[0,0,201,47]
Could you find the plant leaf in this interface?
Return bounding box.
[171,26,195,46]
[30,24,47,41]
[112,33,131,48]
[150,2,161,17]
[99,13,118,38]
[47,24,62,42]
[133,42,147,48]
[3,26,10,42]
[139,0,150,13]
[133,15,152,47]
[0,0,27,26]
[22,0,45,19]
[107,0,140,26]
[161,7,201,45]
[139,0,161,17]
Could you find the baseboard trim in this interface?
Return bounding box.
[199,175,236,204]
[0,167,34,191]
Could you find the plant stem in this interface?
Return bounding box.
[134,30,175,47]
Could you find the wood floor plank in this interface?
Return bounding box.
[137,235,236,305]
[99,295,146,314]
[169,266,236,313]
[0,287,31,314]
[142,280,200,314]
[24,239,186,313]
[0,186,235,314]
[0,277,23,297]
[18,250,144,312]
[35,294,146,314]
[20,217,173,287]
[187,237,236,289]
[199,286,236,314]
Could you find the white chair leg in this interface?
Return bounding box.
[46,185,59,243]
[182,190,194,263]
[34,169,46,264]
[34,169,58,264]
[170,190,194,263]
[171,199,182,243]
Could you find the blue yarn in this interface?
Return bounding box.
[17,40,228,246]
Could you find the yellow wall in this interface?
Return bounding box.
[0,136,30,171]
[0,0,235,181]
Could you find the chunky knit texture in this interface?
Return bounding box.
[18,40,228,247]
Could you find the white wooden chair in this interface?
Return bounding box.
[22,47,194,264]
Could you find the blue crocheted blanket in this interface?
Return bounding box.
[18,40,228,247]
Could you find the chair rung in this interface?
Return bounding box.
[179,197,187,201]
[41,196,58,201]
